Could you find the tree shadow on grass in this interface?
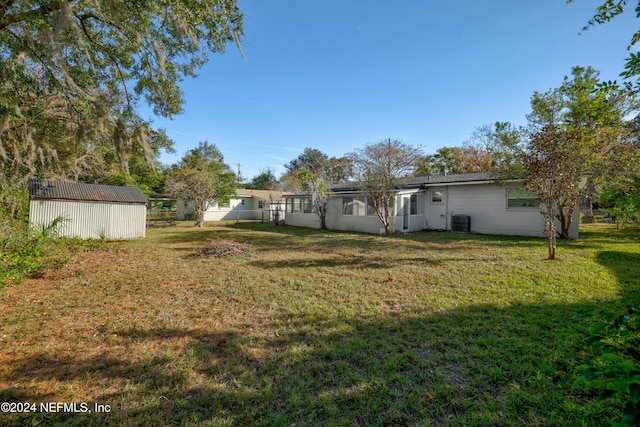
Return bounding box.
[0,328,243,426]
[1,300,625,426]
[595,251,640,307]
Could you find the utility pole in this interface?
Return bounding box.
[236,163,243,183]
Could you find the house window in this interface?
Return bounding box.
[258,200,264,209]
[410,194,418,215]
[507,189,539,208]
[287,197,312,213]
[367,198,377,216]
[292,198,302,213]
[303,197,313,213]
[431,191,443,204]
[343,196,367,216]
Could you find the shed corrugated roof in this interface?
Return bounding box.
[29,180,147,204]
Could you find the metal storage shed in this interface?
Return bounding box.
[29,180,147,240]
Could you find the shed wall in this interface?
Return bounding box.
[30,200,146,240]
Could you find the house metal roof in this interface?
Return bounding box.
[414,172,497,184]
[235,189,292,201]
[330,172,507,193]
[29,180,148,204]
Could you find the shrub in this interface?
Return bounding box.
[0,216,92,288]
[576,307,640,426]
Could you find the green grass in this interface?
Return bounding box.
[1,223,639,426]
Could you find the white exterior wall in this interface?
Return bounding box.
[285,196,394,234]
[285,183,580,238]
[203,198,257,221]
[441,184,579,238]
[332,197,390,234]
[285,211,322,229]
[30,200,146,240]
[177,198,281,222]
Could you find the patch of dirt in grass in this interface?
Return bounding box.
[196,239,253,258]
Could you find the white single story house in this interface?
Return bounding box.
[284,172,580,238]
[29,180,147,239]
[176,189,291,222]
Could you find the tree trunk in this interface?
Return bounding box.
[548,233,557,260]
[319,202,327,229]
[558,208,572,239]
[548,214,557,260]
[196,207,205,227]
[559,227,570,240]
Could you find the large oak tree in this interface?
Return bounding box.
[0,0,243,241]
[0,0,243,184]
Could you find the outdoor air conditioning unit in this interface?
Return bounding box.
[451,214,471,233]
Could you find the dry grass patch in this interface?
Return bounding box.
[196,239,253,258]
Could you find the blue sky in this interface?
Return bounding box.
[145,0,639,181]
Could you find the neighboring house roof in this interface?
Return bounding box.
[235,189,292,201]
[330,172,508,193]
[29,180,147,204]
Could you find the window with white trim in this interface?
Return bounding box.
[343,196,385,216]
[367,198,377,216]
[431,191,443,204]
[302,197,313,213]
[290,197,301,213]
[343,196,367,216]
[410,194,418,215]
[507,189,539,208]
[286,197,313,214]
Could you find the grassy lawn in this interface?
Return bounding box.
[1,222,639,426]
